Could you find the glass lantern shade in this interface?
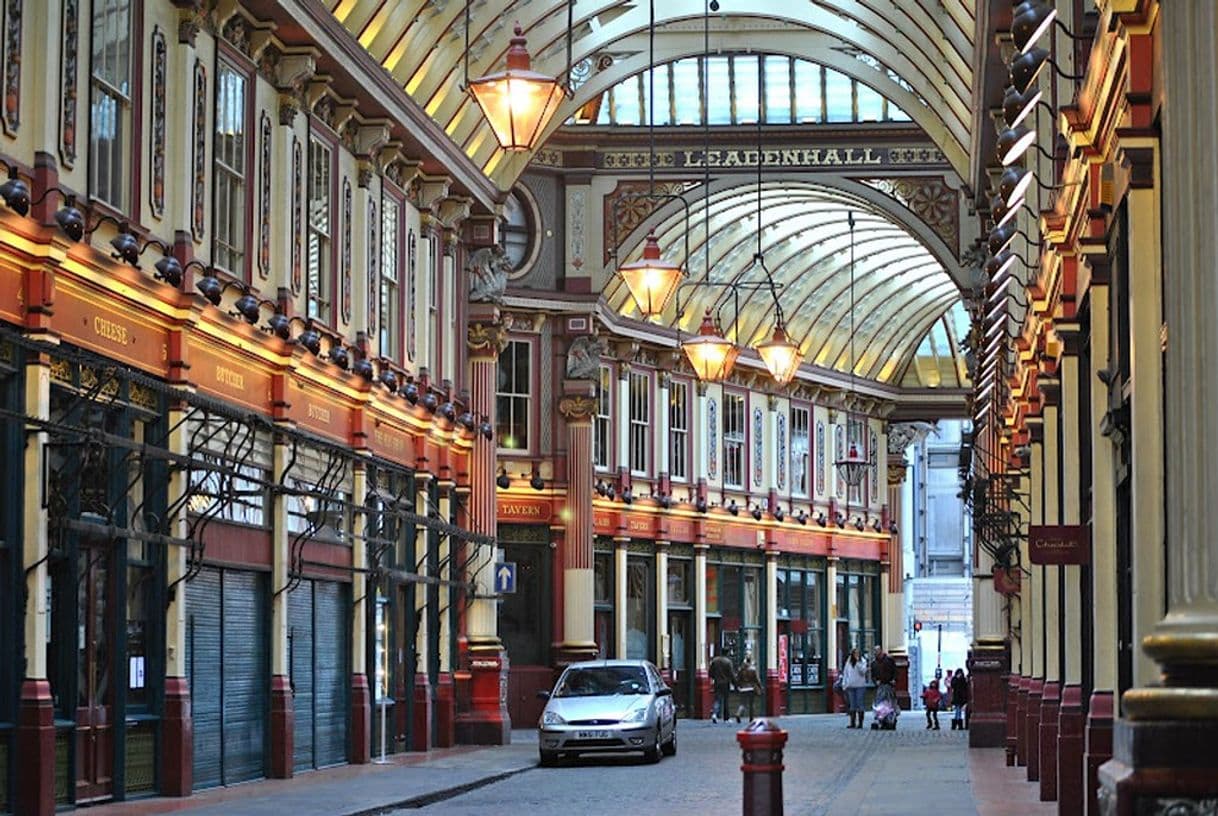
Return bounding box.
[618,231,683,318]
[682,310,740,382]
[835,441,870,488]
[468,25,566,151]
[756,326,803,386]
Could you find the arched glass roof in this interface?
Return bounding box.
[330,2,977,189]
[572,54,912,127]
[603,182,966,387]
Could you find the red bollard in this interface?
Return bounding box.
[737,718,788,816]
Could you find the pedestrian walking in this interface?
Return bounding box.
[921,680,942,730]
[950,668,970,730]
[709,651,734,723]
[734,653,761,723]
[840,647,868,728]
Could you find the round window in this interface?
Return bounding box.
[501,186,540,277]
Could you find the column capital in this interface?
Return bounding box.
[467,320,507,359]
[886,460,908,487]
[558,394,597,424]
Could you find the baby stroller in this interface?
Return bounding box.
[870,682,899,730]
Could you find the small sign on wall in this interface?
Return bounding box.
[1028,525,1091,565]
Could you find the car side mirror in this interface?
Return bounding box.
[536,690,551,700]
[655,687,672,697]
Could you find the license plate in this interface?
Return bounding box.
[576,730,611,739]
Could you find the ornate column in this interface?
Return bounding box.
[412,472,433,751]
[556,390,599,665]
[885,425,915,712]
[1100,6,1218,809]
[614,535,630,658]
[1085,272,1117,814]
[434,480,456,748]
[826,556,841,713]
[1025,419,1045,779]
[161,398,193,793]
[16,352,53,816]
[656,541,670,675]
[349,462,372,762]
[455,314,510,745]
[1054,329,1086,814]
[269,430,294,778]
[694,540,711,717]
[764,548,782,715]
[1039,389,1062,802]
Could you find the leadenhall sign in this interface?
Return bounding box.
[596,145,947,170]
[1028,524,1090,565]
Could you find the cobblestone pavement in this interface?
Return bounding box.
[404,714,981,816]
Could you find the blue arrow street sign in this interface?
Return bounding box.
[494,562,516,594]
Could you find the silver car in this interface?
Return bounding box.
[536,659,677,766]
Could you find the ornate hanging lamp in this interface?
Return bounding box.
[682,309,740,382]
[834,211,871,489]
[747,52,802,385]
[616,0,683,317]
[465,4,571,151]
[619,231,683,319]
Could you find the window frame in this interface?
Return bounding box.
[496,338,535,455]
[378,183,406,362]
[211,52,255,281]
[88,0,140,216]
[628,368,652,477]
[723,391,746,489]
[306,131,337,325]
[668,378,690,483]
[594,364,613,472]
[790,404,811,498]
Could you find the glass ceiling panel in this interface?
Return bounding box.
[604,183,961,385]
[572,54,910,127]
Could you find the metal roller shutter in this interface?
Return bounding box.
[187,568,222,790]
[221,570,268,784]
[290,583,315,772]
[186,567,268,789]
[313,581,348,767]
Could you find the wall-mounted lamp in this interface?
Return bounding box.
[796,509,807,525]
[816,512,827,527]
[402,381,420,405]
[496,466,511,490]
[529,465,545,492]
[479,416,494,441]
[750,504,763,521]
[835,512,846,529]
[421,391,439,413]
[852,516,865,531]
[774,506,785,522]
[696,496,708,514]
[621,487,633,505]
[871,518,883,533]
[727,499,739,516]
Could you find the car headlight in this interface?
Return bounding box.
[542,710,566,726]
[623,706,649,723]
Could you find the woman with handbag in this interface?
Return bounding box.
[734,655,762,723]
[840,648,868,728]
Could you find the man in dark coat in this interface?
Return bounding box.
[872,646,897,685]
[709,652,734,723]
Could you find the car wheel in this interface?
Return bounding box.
[539,750,559,767]
[661,727,677,757]
[643,728,662,763]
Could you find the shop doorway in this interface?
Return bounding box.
[499,527,551,727]
[74,544,114,803]
[667,611,694,715]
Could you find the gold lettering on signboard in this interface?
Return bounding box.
[307,403,331,423]
[93,316,129,345]
[215,365,245,391]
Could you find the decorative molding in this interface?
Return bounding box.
[558,394,597,423]
[752,406,764,487]
[146,26,168,217]
[707,398,718,481]
[603,179,699,265]
[59,0,80,167]
[862,176,959,256]
[567,188,586,272]
[221,12,250,56]
[467,321,508,357]
[2,0,21,135]
[869,428,879,498]
[367,198,377,333]
[191,60,207,241]
[251,113,271,278]
[407,228,417,361]
[815,420,826,496]
[341,177,352,322]
[777,412,787,491]
[291,136,302,294]
[835,425,846,500]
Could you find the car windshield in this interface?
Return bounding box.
[554,666,651,697]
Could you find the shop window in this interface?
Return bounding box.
[667,559,690,605]
[306,138,333,321]
[723,393,746,488]
[90,0,133,211]
[214,62,248,276]
[594,365,612,470]
[791,406,810,496]
[626,557,651,660]
[501,187,539,275]
[379,197,402,359]
[496,340,531,451]
[628,370,650,475]
[669,380,688,481]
